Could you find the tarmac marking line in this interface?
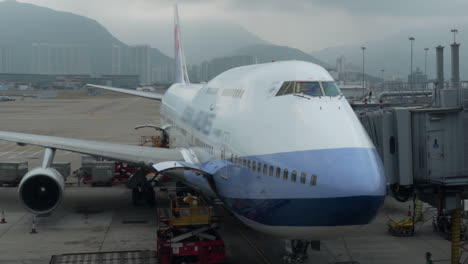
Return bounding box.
[7,146,36,160]
[0,212,28,239]
[0,146,23,158]
[98,215,113,251]
[0,143,20,155]
[236,225,272,264]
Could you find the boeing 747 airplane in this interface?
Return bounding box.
[0,5,385,259]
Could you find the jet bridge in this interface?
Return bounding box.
[353,43,468,264]
[355,92,468,204]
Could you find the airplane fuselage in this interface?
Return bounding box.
[160,61,386,239]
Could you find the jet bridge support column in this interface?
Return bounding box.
[451,208,461,264]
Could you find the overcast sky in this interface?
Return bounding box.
[15,0,468,52]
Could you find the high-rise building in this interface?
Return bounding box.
[188,64,200,83]
[111,45,122,75]
[152,64,174,84]
[0,45,13,73]
[336,55,346,81]
[31,43,91,74]
[129,45,151,85]
[200,61,209,82]
[408,67,428,89]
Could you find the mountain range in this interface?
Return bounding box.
[231,44,329,68]
[0,1,171,75]
[0,1,329,76]
[310,26,468,80]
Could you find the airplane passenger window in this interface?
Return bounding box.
[321,82,342,96]
[252,161,256,171]
[301,172,307,184]
[299,171,305,184]
[263,164,268,175]
[269,166,274,176]
[284,169,289,180]
[296,82,322,96]
[276,167,281,178]
[248,160,251,169]
[243,159,247,167]
[311,174,317,186]
[291,170,296,182]
[258,163,262,173]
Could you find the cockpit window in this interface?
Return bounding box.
[295,82,322,96]
[322,82,342,96]
[275,81,342,97]
[276,82,294,96]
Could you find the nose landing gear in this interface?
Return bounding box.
[283,240,311,263]
[127,168,157,206]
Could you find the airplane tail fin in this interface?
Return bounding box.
[174,5,190,84]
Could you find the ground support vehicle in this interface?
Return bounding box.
[157,195,226,264]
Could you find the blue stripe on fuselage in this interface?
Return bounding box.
[223,196,385,226]
[211,147,385,199]
[184,147,386,227]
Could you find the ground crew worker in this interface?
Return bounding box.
[173,208,180,218]
[425,252,433,264]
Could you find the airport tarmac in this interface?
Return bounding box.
[0,95,460,263]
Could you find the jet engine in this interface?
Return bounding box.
[18,167,65,215]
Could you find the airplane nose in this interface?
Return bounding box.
[320,148,385,198]
[253,147,387,227]
[307,147,386,226]
[334,148,386,197]
[334,148,386,224]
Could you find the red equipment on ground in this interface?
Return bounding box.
[157,195,226,264]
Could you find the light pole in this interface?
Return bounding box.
[424,48,429,89]
[361,46,366,90]
[424,48,429,76]
[409,37,415,89]
[451,29,458,43]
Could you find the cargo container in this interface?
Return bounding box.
[0,161,28,186]
[51,162,71,181]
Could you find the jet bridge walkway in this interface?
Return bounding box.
[351,42,468,264]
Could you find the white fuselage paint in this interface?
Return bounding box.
[159,61,386,239]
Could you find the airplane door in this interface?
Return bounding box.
[427,130,445,178]
[221,131,230,160]
[220,131,231,179]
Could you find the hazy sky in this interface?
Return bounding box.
[15,0,468,52]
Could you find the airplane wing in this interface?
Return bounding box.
[0,131,185,166]
[86,84,164,101]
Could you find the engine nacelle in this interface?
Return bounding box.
[18,167,65,215]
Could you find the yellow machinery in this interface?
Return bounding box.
[139,136,164,148]
[388,218,414,237]
[414,199,424,222]
[387,198,424,237]
[167,195,213,226]
[451,208,462,264]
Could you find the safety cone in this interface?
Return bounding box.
[407,205,412,217]
[0,211,6,224]
[30,218,37,234]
